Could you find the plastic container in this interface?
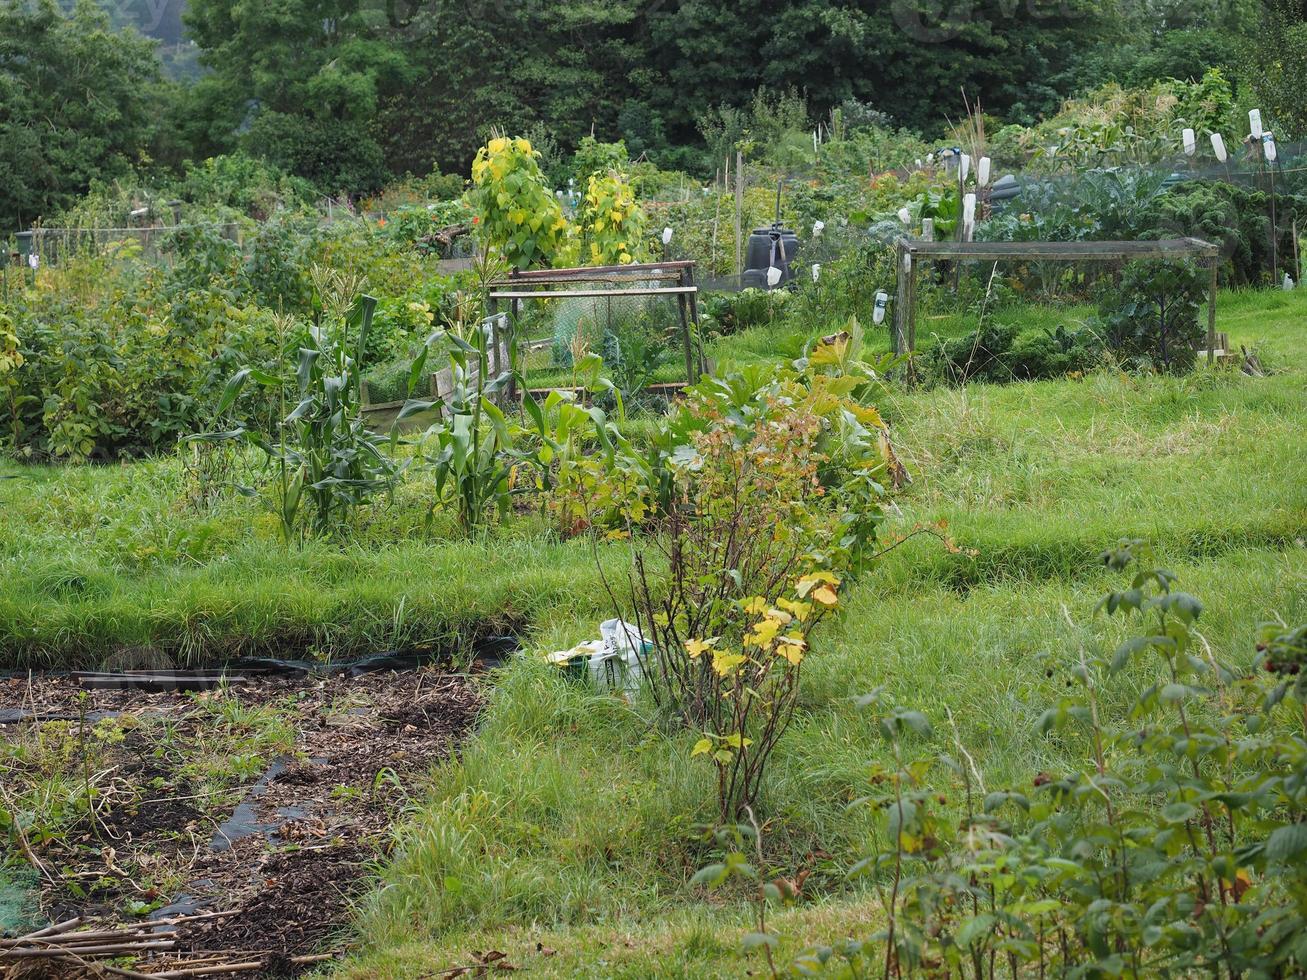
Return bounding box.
[742,225,801,290]
[548,641,604,684]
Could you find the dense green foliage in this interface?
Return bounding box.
[0,0,166,230]
[0,212,445,461]
[8,0,1307,228]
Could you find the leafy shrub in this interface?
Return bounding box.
[786,541,1307,978]
[1141,180,1307,286]
[160,223,244,294]
[701,288,790,337]
[624,340,901,820]
[924,322,1103,385]
[532,369,651,538]
[381,200,476,257]
[1098,260,1206,373]
[243,211,317,312]
[2,268,285,461]
[571,137,629,187]
[171,152,316,219]
[0,310,30,451]
[1008,325,1105,379]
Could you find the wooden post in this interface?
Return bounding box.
[894,241,912,355]
[508,299,519,403]
[684,265,705,375]
[734,150,744,278]
[1268,154,1279,283]
[906,251,918,384]
[678,292,694,386]
[1207,259,1218,367]
[922,218,935,242]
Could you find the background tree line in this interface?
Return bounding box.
[0,0,1300,231]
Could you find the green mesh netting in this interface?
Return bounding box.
[547,284,678,368]
[0,867,41,936]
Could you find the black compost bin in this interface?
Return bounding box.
[742,224,801,289]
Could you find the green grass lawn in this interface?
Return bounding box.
[1,289,1304,975]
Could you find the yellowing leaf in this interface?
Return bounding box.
[796,571,841,598]
[712,650,747,677]
[849,403,887,429]
[776,634,807,666]
[746,618,782,648]
[685,638,715,657]
[777,598,812,622]
[812,585,839,607]
[691,738,713,757]
[778,645,804,666]
[809,339,848,366]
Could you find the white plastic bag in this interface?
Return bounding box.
[590,619,651,694]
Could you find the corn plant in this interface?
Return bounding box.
[396,315,538,534]
[197,267,397,541]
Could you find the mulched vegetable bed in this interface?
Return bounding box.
[0,667,484,976]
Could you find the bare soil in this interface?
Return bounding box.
[0,667,484,976]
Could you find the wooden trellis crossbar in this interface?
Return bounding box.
[892,236,1223,365]
[488,287,698,300]
[487,261,706,393]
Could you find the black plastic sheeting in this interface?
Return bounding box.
[225,635,519,678]
[0,635,520,684]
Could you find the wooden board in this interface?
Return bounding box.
[489,286,697,300]
[896,236,1220,262]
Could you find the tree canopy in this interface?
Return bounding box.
[3,0,1304,230]
[0,0,163,230]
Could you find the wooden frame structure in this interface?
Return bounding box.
[488,260,706,396]
[892,237,1223,365]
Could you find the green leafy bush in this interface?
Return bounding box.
[787,541,1307,978]
[701,288,791,337]
[170,152,317,219]
[1141,180,1307,287]
[624,338,902,820]
[2,266,285,461]
[380,200,476,257]
[1098,260,1206,373]
[923,322,1103,386]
